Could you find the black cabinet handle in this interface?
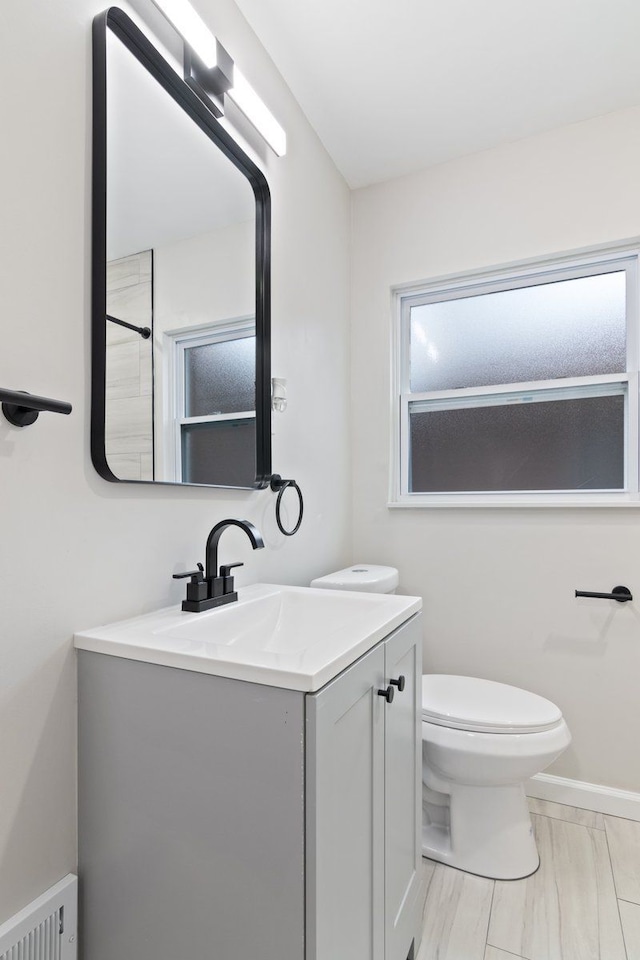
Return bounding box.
[377,685,395,704]
[390,675,406,692]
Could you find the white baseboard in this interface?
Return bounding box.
[527,773,640,822]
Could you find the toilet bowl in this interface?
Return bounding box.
[421,675,571,880]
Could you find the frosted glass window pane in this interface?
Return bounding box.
[409,394,624,492]
[185,337,255,417]
[410,272,626,392]
[182,419,256,486]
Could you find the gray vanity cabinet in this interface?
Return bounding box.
[383,619,424,960]
[306,643,386,960]
[306,616,423,960]
[78,614,423,960]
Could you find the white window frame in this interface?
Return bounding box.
[163,316,255,483]
[391,247,640,507]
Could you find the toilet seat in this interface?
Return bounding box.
[421,674,563,734]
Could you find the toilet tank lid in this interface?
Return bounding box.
[421,675,563,733]
[310,565,399,593]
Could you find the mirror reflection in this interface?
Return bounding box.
[103,27,259,487]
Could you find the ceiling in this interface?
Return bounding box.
[233,0,640,188]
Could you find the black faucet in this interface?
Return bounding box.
[173,519,265,613]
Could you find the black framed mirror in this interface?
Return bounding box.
[92,7,271,488]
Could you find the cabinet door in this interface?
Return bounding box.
[306,643,385,960]
[384,616,423,960]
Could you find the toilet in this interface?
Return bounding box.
[421,674,571,879]
[310,564,399,593]
[310,565,572,882]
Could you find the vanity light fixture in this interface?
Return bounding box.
[150,0,217,65]
[150,0,287,155]
[227,69,287,158]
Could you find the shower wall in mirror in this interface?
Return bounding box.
[92,8,271,489]
[106,250,153,480]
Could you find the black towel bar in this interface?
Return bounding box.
[0,388,72,427]
[106,314,151,339]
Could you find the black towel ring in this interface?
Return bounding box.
[270,474,304,536]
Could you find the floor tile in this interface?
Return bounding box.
[606,816,640,904]
[528,797,605,830]
[619,899,640,958]
[421,856,438,894]
[419,857,439,945]
[485,948,525,960]
[421,857,437,942]
[488,814,626,960]
[417,862,494,960]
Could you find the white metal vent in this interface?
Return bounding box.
[0,875,77,960]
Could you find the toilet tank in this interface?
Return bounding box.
[310,565,399,594]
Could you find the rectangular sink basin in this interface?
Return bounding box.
[75,583,421,690]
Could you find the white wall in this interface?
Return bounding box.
[351,106,640,794]
[154,220,254,335]
[0,0,350,922]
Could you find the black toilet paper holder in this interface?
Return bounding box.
[575,585,632,602]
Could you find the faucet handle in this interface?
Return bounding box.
[220,562,243,596]
[173,563,209,605]
[172,562,205,582]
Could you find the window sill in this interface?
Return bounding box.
[388,495,640,509]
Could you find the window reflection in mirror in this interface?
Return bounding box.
[103,26,258,487]
[168,320,256,484]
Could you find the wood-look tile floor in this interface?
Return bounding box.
[417,799,640,960]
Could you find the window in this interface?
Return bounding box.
[165,318,256,486]
[394,251,640,505]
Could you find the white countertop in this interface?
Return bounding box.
[74,583,422,691]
